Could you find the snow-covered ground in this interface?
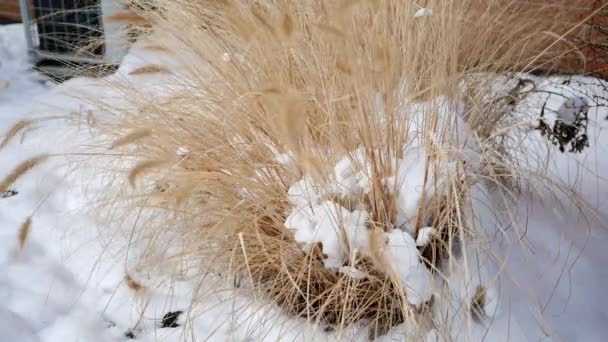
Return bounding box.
[1,22,608,341]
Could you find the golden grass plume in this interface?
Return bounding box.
[0,120,31,151]
[17,216,32,251]
[0,155,49,193]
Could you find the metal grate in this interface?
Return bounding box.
[20,0,128,72]
[32,0,104,58]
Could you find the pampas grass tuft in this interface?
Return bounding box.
[81,0,603,339]
[0,155,49,193]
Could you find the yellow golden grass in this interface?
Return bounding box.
[124,273,145,292]
[128,64,170,76]
[105,10,152,26]
[0,155,49,193]
[79,0,601,338]
[128,159,168,188]
[17,216,32,250]
[140,44,171,52]
[0,119,31,151]
[110,128,152,149]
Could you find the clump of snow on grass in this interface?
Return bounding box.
[285,188,434,306]
[176,146,190,156]
[387,148,433,234]
[283,97,468,307]
[414,8,433,18]
[338,265,366,280]
[383,229,433,306]
[330,148,371,196]
[287,177,324,207]
[285,201,369,269]
[415,226,436,247]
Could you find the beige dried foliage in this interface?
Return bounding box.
[124,273,145,292]
[0,155,49,193]
[105,10,152,26]
[0,120,31,151]
[17,217,32,250]
[140,44,171,52]
[128,64,169,76]
[128,159,168,188]
[86,0,598,338]
[110,129,152,149]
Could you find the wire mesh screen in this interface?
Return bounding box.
[30,0,105,58]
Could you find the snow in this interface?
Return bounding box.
[2,22,608,342]
[282,107,456,306]
[0,309,41,342]
[287,177,323,207]
[556,96,589,123]
[0,25,50,107]
[338,265,366,280]
[383,229,433,307]
[332,148,371,196]
[415,227,435,247]
[285,200,369,269]
[390,148,432,233]
[175,146,189,157]
[284,172,433,306]
[284,96,468,264]
[414,8,433,18]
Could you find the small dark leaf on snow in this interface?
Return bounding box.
[124,331,136,339]
[161,311,183,328]
[471,286,487,323]
[0,189,18,198]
